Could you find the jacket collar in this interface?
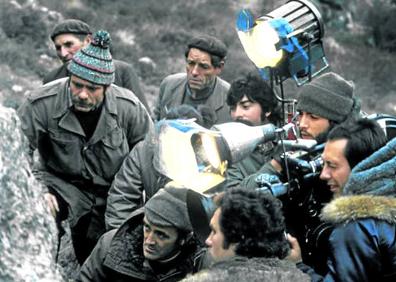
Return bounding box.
[321,195,396,225]
[169,74,227,112]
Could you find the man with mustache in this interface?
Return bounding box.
[79,186,206,282]
[43,19,150,113]
[18,30,153,264]
[153,34,232,124]
[229,71,361,274]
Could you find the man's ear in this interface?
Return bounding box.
[214,61,225,75]
[83,34,92,47]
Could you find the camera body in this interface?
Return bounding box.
[255,141,332,274]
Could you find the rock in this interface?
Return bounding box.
[0,105,62,282]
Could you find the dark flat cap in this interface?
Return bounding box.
[50,19,92,41]
[188,35,227,58]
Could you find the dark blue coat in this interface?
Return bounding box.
[320,137,396,281]
[321,195,396,282]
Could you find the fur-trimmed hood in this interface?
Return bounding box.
[321,195,396,225]
[322,137,396,225]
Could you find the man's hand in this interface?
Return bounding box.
[44,193,59,218]
[270,158,283,173]
[286,233,303,264]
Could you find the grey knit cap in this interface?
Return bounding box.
[296,72,355,123]
[145,187,192,232]
[188,35,227,58]
[50,19,92,41]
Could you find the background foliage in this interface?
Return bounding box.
[0,0,395,114]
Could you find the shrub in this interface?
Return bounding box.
[366,1,396,52]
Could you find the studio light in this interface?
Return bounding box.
[154,120,280,193]
[236,0,329,86]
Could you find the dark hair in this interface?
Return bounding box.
[327,118,387,168]
[217,187,289,259]
[226,72,282,125]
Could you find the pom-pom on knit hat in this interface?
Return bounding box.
[296,72,356,123]
[68,30,115,85]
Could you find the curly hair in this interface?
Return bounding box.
[226,72,282,125]
[218,187,289,259]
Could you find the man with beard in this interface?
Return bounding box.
[18,30,153,264]
[79,186,207,282]
[229,71,361,274]
[153,34,232,124]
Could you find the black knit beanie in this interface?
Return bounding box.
[145,187,192,232]
[296,72,355,123]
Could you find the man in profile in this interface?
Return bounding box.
[227,71,361,274]
[183,187,309,281]
[288,118,391,281]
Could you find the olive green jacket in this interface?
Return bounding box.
[18,78,153,226]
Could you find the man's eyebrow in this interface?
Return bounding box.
[239,99,251,104]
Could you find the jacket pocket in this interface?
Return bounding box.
[45,130,83,176]
[91,127,129,180]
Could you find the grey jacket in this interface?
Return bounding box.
[153,73,232,124]
[42,59,151,114]
[18,78,153,226]
[105,132,168,230]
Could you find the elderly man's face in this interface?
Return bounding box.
[70,75,105,112]
[320,139,351,197]
[230,95,264,126]
[186,48,222,92]
[205,208,236,262]
[298,111,330,140]
[142,216,180,261]
[54,33,89,64]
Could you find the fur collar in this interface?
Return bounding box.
[321,195,396,225]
